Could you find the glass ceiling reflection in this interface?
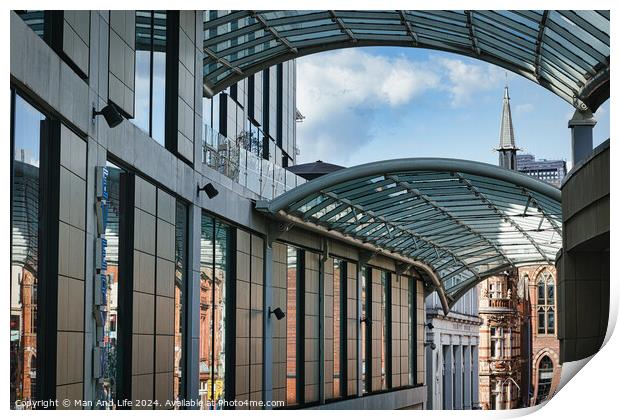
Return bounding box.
[203,10,609,111]
[255,158,562,308]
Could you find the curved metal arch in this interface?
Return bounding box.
[257,158,561,213]
[255,157,562,310]
[203,10,610,110]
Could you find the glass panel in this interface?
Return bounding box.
[333,259,342,399]
[361,267,367,394]
[408,277,414,385]
[11,94,44,408]
[547,309,555,335]
[286,246,298,405]
[173,200,188,404]
[134,11,167,146]
[134,11,153,136]
[547,282,554,304]
[151,11,167,145]
[538,309,546,334]
[537,280,545,305]
[212,220,229,406]
[199,215,214,407]
[99,162,123,407]
[381,271,388,390]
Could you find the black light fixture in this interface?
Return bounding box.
[92,103,123,128]
[424,342,437,350]
[197,182,219,199]
[425,322,434,330]
[268,306,285,320]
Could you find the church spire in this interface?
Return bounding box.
[499,83,517,150]
[496,77,519,170]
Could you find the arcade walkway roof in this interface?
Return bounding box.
[203,10,610,111]
[255,158,562,310]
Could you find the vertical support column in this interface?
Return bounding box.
[472,345,480,409]
[187,204,201,406]
[263,244,274,407]
[463,345,472,410]
[318,253,325,405]
[454,344,463,409]
[443,345,453,410]
[356,264,365,397]
[568,109,596,164]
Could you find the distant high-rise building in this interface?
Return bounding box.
[516,154,567,188]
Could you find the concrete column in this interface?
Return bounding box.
[464,345,472,409]
[568,109,597,165]
[454,345,463,409]
[472,346,480,409]
[443,345,453,409]
[263,244,274,406]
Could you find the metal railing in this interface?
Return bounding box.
[202,124,307,199]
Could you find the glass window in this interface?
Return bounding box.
[538,308,546,334]
[535,356,554,404]
[98,162,123,407]
[380,271,389,390]
[174,200,188,403]
[547,309,555,334]
[11,93,45,408]
[199,214,231,408]
[536,270,556,335]
[361,267,369,394]
[408,277,415,386]
[134,11,167,145]
[332,259,343,399]
[286,246,298,405]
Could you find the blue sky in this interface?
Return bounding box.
[295,47,610,170]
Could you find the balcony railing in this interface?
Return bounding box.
[489,298,513,309]
[202,124,307,199]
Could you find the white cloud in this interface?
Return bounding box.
[296,49,504,164]
[515,103,535,114]
[431,56,504,106]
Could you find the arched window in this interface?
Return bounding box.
[536,270,556,335]
[535,356,554,404]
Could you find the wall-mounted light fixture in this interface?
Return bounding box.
[268,306,286,320]
[92,103,123,128]
[424,342,437,350]
[425,322,434,330]
[197,182,219,199]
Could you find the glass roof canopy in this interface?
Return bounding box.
[255,158,562,312]
[203,10,610,111]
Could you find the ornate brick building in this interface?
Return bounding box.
[478,270,523,409]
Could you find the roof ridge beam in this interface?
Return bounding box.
[465,10,481,55]
[398,11,419,46]
[534,11,550,82]
[250,11,299,54]
[329,10,357,43]
[204,47,244,75]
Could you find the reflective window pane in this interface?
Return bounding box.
[11,93,44,408]
[174,200,188,403]
[134,11,167,145]
[286,246,298,405]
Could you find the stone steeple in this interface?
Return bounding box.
[496,83,519,170]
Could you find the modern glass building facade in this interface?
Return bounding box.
[9,8,608,411]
